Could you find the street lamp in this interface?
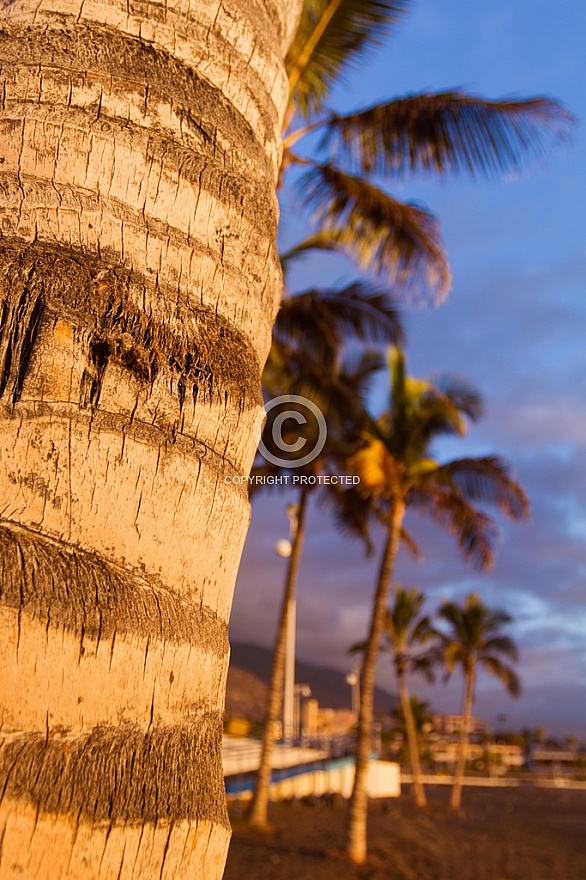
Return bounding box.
[274,538,292,558]
[273,504,299,747]
[346,665,360,717]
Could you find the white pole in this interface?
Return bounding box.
[283,597,296,746]
[346,667,360,718]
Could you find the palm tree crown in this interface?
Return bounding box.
[352,585,436,678]
[348,347,530,568]
[437,593,521,696]
[281,0,573,300]
[384,586,435,678]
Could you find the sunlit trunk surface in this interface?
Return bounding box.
[0,1,301,876]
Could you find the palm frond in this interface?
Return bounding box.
[409,487,499,570]
[387,585,426,642]
[430,374,484,422]
[437,600,464,633]
[411,615,435,645]
[407,390,469,447]
[262,343,380,476]
[280,233,342,275]
[484,609,515,633]
[482,656,521,697]
[436,594,520,695]
[338,348,386,403]
[320,91,575,177]
[388,344,408,424]
[442,639,464,676]
[351,438,400,497]
[262,343,330,405]
[386,349,478,453]
[330,484,377,553]
[274,282,403,362]
[410,648,439,683]
[436,457,530,520]
[482,635,519,664]
[302,164,451,300]
[286,0,410,118]
[400,526,423,562]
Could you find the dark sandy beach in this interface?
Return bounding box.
[225,785,586,879]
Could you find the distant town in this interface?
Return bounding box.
[224,643,586,785]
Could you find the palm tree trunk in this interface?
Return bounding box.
[347,500,405,864]
[450,666,475,811]
[398,672,427,808]
[0,2,302,877]
[249,485,309,827]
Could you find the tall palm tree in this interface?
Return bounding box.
[436,593,521,811]
[0,1,304,877]
[380,586,437,807]
[351,585,437,807]
[341,347,529,864]
[282,1,573,299]
[249,344,386,828]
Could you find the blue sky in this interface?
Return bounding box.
[230,0,586,738]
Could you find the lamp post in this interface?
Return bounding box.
[346,666,360,718]
[274,504,299,747]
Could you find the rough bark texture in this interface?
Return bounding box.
[347,501,405,865]
[249,485,309,828]
[0,0,302,876]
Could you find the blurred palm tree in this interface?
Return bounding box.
[249,340,385,828]
[267,280,403,393]
[351,585,438,807]
[380,587,437,807]
[391,693,434,740]
[281,0,573,302]
[339,347,529,862]
[435,593,521,811]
